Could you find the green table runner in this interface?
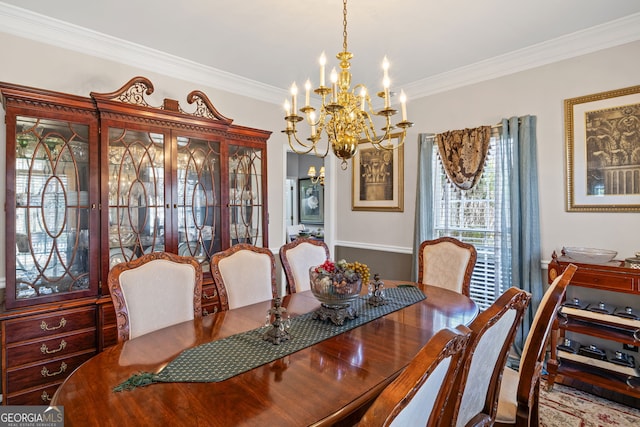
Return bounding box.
[114,286,425,392]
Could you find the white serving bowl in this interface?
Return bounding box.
[563,247,617,264]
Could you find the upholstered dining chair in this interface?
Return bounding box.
[418,237,477,296]
[359,326,472,427]
[210,243,278,310]
[279,238,330,294]
[494,263,577,427]
[108,251,203,342]
[442,287,531,427]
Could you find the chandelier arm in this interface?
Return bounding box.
[288,129,315,149]
[287,136,315,155]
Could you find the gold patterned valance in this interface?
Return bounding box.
[436,126,491,190]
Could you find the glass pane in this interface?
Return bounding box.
[229,145,263,246]
[107,128,165,268]
[176,136,222,266]
[15,116,90,300]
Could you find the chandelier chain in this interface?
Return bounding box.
[343,0,348,53]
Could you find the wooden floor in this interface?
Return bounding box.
[554,375,640,409]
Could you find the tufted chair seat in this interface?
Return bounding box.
[108,252,203,342]
[211,243,278,310]
[495,263,578,426]
[279,238,330,294]
[442,287,531,426]
[419,237,477,296]
[359,326,471,427]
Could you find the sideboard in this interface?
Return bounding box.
[547,250,640,399]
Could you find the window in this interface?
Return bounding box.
[431,134,510,310]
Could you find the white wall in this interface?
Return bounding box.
[335,40,640,261]
[1,31,639,284]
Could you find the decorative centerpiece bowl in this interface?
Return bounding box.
[309,259,369,325]
[563,247,617,264]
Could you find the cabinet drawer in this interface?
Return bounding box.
[4,382,62,406]
[3,306,96,344]
[6,352,94,394]
[102,324,118,348]
[570,270,635,292]
[202,302,220,317]
[6,329,96,367]
[201,284,219,304]
[101,302,116,325]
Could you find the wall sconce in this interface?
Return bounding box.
[308,165,325,186]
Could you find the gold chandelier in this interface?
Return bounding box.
[282,0,413,169]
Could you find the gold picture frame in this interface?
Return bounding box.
[565,85,640,212]
[351,134,404,212]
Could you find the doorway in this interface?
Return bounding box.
[284,152,325,242]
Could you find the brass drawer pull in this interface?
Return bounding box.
[41,339,67,354]
[41,391,52,402]
[202,306,219,317]
[202,290,218,300]
[41,362,67,378]
[634,329,640,342]
[41,318,67,331]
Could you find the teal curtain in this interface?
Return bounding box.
[501,115,543,353]
[413,118,542,352]
[411,134,434,281]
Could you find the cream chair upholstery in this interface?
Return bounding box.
[211,243,278,310]
[108,252,203,342]
[443,287,531,427]
[495,264,577,426]
[418,237,477,296]
[279,238,330,294]
[359,326,471,427]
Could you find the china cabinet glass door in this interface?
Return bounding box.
[106,128,166,269]
[12,116,94,306]
[175,135,222,264]
[228,144,264,247]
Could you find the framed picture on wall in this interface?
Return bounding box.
[565,85,640,212]
[351,134,404,212]
[299,178,324,224]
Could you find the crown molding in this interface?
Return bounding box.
[1,3,639,104]
[404,12,640,98]
[0,2,286,104]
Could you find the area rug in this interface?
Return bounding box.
[539,382,640,427]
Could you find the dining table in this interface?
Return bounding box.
[51,281,478,426]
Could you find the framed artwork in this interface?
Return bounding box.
[299,178,324,223]
[352,134,404,212]
[565,85,640,212]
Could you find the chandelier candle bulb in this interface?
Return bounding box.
[383,77,391,108]
[291,82,298,113]
[400,90,407,121]
[330,68,338,102]
[360,87,366,111]
[319,52,327,87]
[310,111,317,136]
[382,56,390,80]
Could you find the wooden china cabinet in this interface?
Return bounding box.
[0,77,270,404]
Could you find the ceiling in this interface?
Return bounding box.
[2,0,640,102]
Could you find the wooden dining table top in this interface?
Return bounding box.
[52,281,478,426]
